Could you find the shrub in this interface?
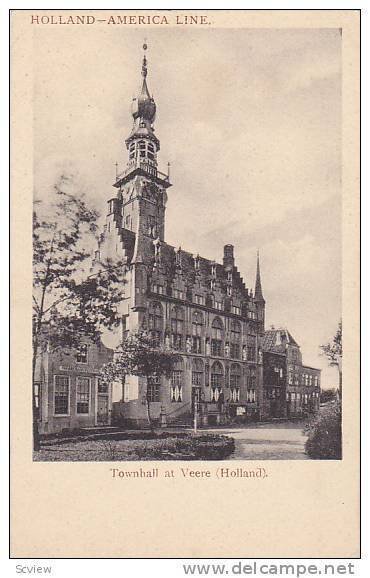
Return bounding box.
[305,402,342,459]
[320,388,338,404]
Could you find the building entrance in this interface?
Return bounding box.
[97,395,109,425]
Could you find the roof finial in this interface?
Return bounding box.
[254,249,264,301]
[142,40,148,78]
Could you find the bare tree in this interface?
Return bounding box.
[320,320,342,398]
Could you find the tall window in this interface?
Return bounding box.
[171,306,184,350]
[76,377,90,414]
[149,301,163,347]
[147,215,156,238]
[211,361,224,402]
[129,142,136,160]
[98,378,108,394]
[147,375,160,402]
[192,311,203,354]
[247,334,257,361]
[76,344,88,363]
[230,320,241,359]
[192,358,204,386]
[139,140,146,158]
[250,367,257,388]
[247,389,256,403]
[171,359,183,402]
[147,142,155,161]
[54,375,69,415]
[211,317,223,357]
[230,363,241,402]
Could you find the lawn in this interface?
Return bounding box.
[33,433,235,461]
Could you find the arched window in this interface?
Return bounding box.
[149,302,163,347]
[171,306,184,350]
[230,320,241,359]
[171,358,183,403]
[247,334,257,361]
[230,363,241,402]
[192,358,204,386]
[211,317,223,357]
[192,311,203,354]
[211,361,224,402]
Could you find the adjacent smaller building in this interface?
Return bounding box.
[35,340,114,434]
[262,328,321,418]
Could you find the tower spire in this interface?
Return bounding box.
[255,250,264,301]
[142,41,148,78]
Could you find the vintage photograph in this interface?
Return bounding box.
[32,26,342,462]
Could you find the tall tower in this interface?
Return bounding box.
[113,43,171,242]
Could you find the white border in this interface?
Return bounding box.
[2,0,368,576]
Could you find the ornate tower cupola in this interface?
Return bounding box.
[126,43,160,168]
[114,43,171,193]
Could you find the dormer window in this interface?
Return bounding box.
[194,294,205,306]
[76,344,88,364]
[232,304,241,316]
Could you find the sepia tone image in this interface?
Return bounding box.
[31,25,343,463]
[11,9,360,559]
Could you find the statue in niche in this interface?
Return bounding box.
[186,336,192,353]
[205,338,211,356]
[258,347,263,365]
[225,342,230,357]
[165,333,171,350]
[242,345,247,361]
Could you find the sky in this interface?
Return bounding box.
[33,26,342,388]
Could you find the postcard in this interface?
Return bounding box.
[10,9,360,558]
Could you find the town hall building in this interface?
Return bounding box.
[92,46,267,427]
[36,45,321,433]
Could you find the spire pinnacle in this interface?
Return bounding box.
[255,250,264,301]
[142,42,148,78]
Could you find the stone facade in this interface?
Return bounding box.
[262,329,321,418]
[35,340,114,434]
[92,47,265,427]
[85,47,320,428]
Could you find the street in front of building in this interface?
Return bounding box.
[205,422,309,460]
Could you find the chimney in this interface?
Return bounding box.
[223,244,235,269]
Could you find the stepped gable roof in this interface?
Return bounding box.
[126,231,250,299]
[262,328,300,354]
[152,240,248,295]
